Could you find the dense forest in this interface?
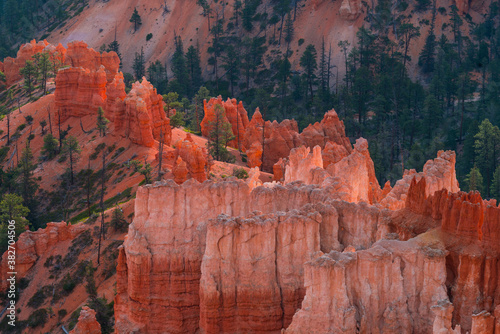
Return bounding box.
[135,0,500,200]
[2,0,500,200]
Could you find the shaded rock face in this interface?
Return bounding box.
[69,306,102,334]
[200,96,250,149]
[0,222,85,290]
[199,209,321,333]
[405,181,500,333]
[286,237,449,334]
[114,179,347,334]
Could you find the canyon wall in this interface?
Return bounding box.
[114,179,347,333]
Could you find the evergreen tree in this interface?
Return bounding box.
[490,166,500,201]
[300,44,318,102]
[130,7,142,32]
[163,92,183,118]
[33,52,52,95]
[465,166,484,193]
[20,60,37,99]
[18,143,39,228]
[41,134,59,159]
[474,119,500,197]
[419,30,437,73]
[171,35,189,96]
[186,45,203,95]
[207,104,235,162]
[62,136,81,185]
[96,107,110,137]
[110,206,128,232]
[192,86,210,132]
[0,193,29,253]
[147,60,168,94]
[222,44,241,97]
[133,47,146,80]
[284,13,294,49]
[140,162,153,184]
[107,40,122,66]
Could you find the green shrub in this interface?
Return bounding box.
[298,38,305,46]
[233,168,249,179]
[146,33,153,41]
[27,309,48,328]
[27,286,50,308]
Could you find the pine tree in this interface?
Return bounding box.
[0,193,29,253]
[474,119,500,196]
[18,143,39,228]
[133,47,146,80]
[186,45,203,95]
[490,166,500,200]
[300,44,318,102]
[147,60,168,94]
[466,166,484,193]
[41,134,59,159]
[140,163,153,184]
[107,40,122,66]
[221,45,241,97]
[62,136,81,185]
[284,13,294,49]
[130,7,142,32]
[207,104,235,162]
[20,60,37,99]
[171,35,188,96]
[33,52,52,95]
[419,30,437,73]
[97,107,110,137]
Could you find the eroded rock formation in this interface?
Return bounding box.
[120,78,171,147]
[200,96,249,149]
[286,235,449,334]
[0,222,85,290]
[69,306,102,334]
[173,133,208,182]
[199,209,321,333]
[381,150,459,210]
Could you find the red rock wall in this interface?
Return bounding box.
[173,133,208,182]
[199,208,321,333]
[0,222,85,290]
[114,180,345,333]
[54,66,108,123]
[120,78,171,147]
[285,237,449,334]
[200,96,249,149]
